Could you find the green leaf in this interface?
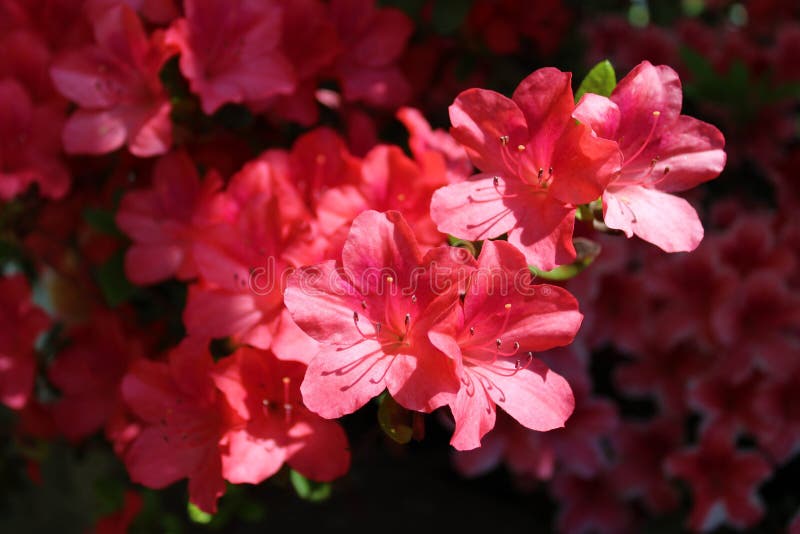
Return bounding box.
[187,502,213,524]
[377,393,414,444]
[529,238,602,281]
[83,208,122,237]
[575,60,617,102]
[97,250,136,307]
[289,470,332,502]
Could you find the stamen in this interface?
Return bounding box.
[469,326,475,336]
[624,111,662,168]
[282,377,292,423]
[404,313,411,333]
[516,144,526,152]
[499,135,509,146]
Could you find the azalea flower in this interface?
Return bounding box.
[431,67,621,270]
[166,0,295,115]
[0,78,69,200]
[50,4,175,156]
[121,339,231,513]
[211,347,350,483]
[665,426,771,531]
[430,240,581,450]
[285,210,473,419]
[115,150,223,285]
[573,60,726,252]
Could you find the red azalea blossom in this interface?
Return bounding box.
[121,339,233,513]
[48,313,143,442]
[50,4,175,156]
[329,0,413,108]
[116,149,223,285]
[431,67,621,270]
[574,61,726,252]
[666,426,772,531]
[430,240,580,450]
[211,346,351,483]
[166,0,295,115]
[285,210,470,419]
[0,78,69,199]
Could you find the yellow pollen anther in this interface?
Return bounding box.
[516,144,526,152]
[504,303,512,310]
[397,193,406,201]
[386,276,394,283]
[652,111,661,117]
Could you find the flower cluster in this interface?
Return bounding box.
[0,1,797,533]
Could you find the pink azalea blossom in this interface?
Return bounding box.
[121,338,232,513]
[183,152,316,358]
[431,67,621,270]
[50,4,175,156]
[0,274,51,410]
[116,150,223,285]
[166,0,295,115]
[430,240,581,450]
[574,60,726,252]
[211,347,350,483]
[285,210,473,419]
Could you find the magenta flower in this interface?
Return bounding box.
[166,0,295,115]
[430,240,581,450]
[430,67,621,270]
[574,61,726,252]
[50,4,174,156]
[285,210,474,419]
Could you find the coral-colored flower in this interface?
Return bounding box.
[285,210,472,419]
[430,240,580,450]
[0,78,69,200]
[166,0,295,115]
[116,150,223,285]
[574,61,726,252]
[50,4,175,156]
[431,67,621,269]
[211,347,350,483]
[666,426,772,531]
[0,274,51,410]
[121,339,232,513]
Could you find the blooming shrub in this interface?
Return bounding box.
[0,1,797,532]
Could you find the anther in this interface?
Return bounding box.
[663,166,670,175]
[404,313,411,329]
[361,300,367,309]
[469,326,475,336]
[499,135,509,146]
[493,176,500,186]
[504,303,511,310]
[411,295,417,304]
[386,276,394,284]
[516,144,526,152]
[537,168,544,179]
[548,167,553,175]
